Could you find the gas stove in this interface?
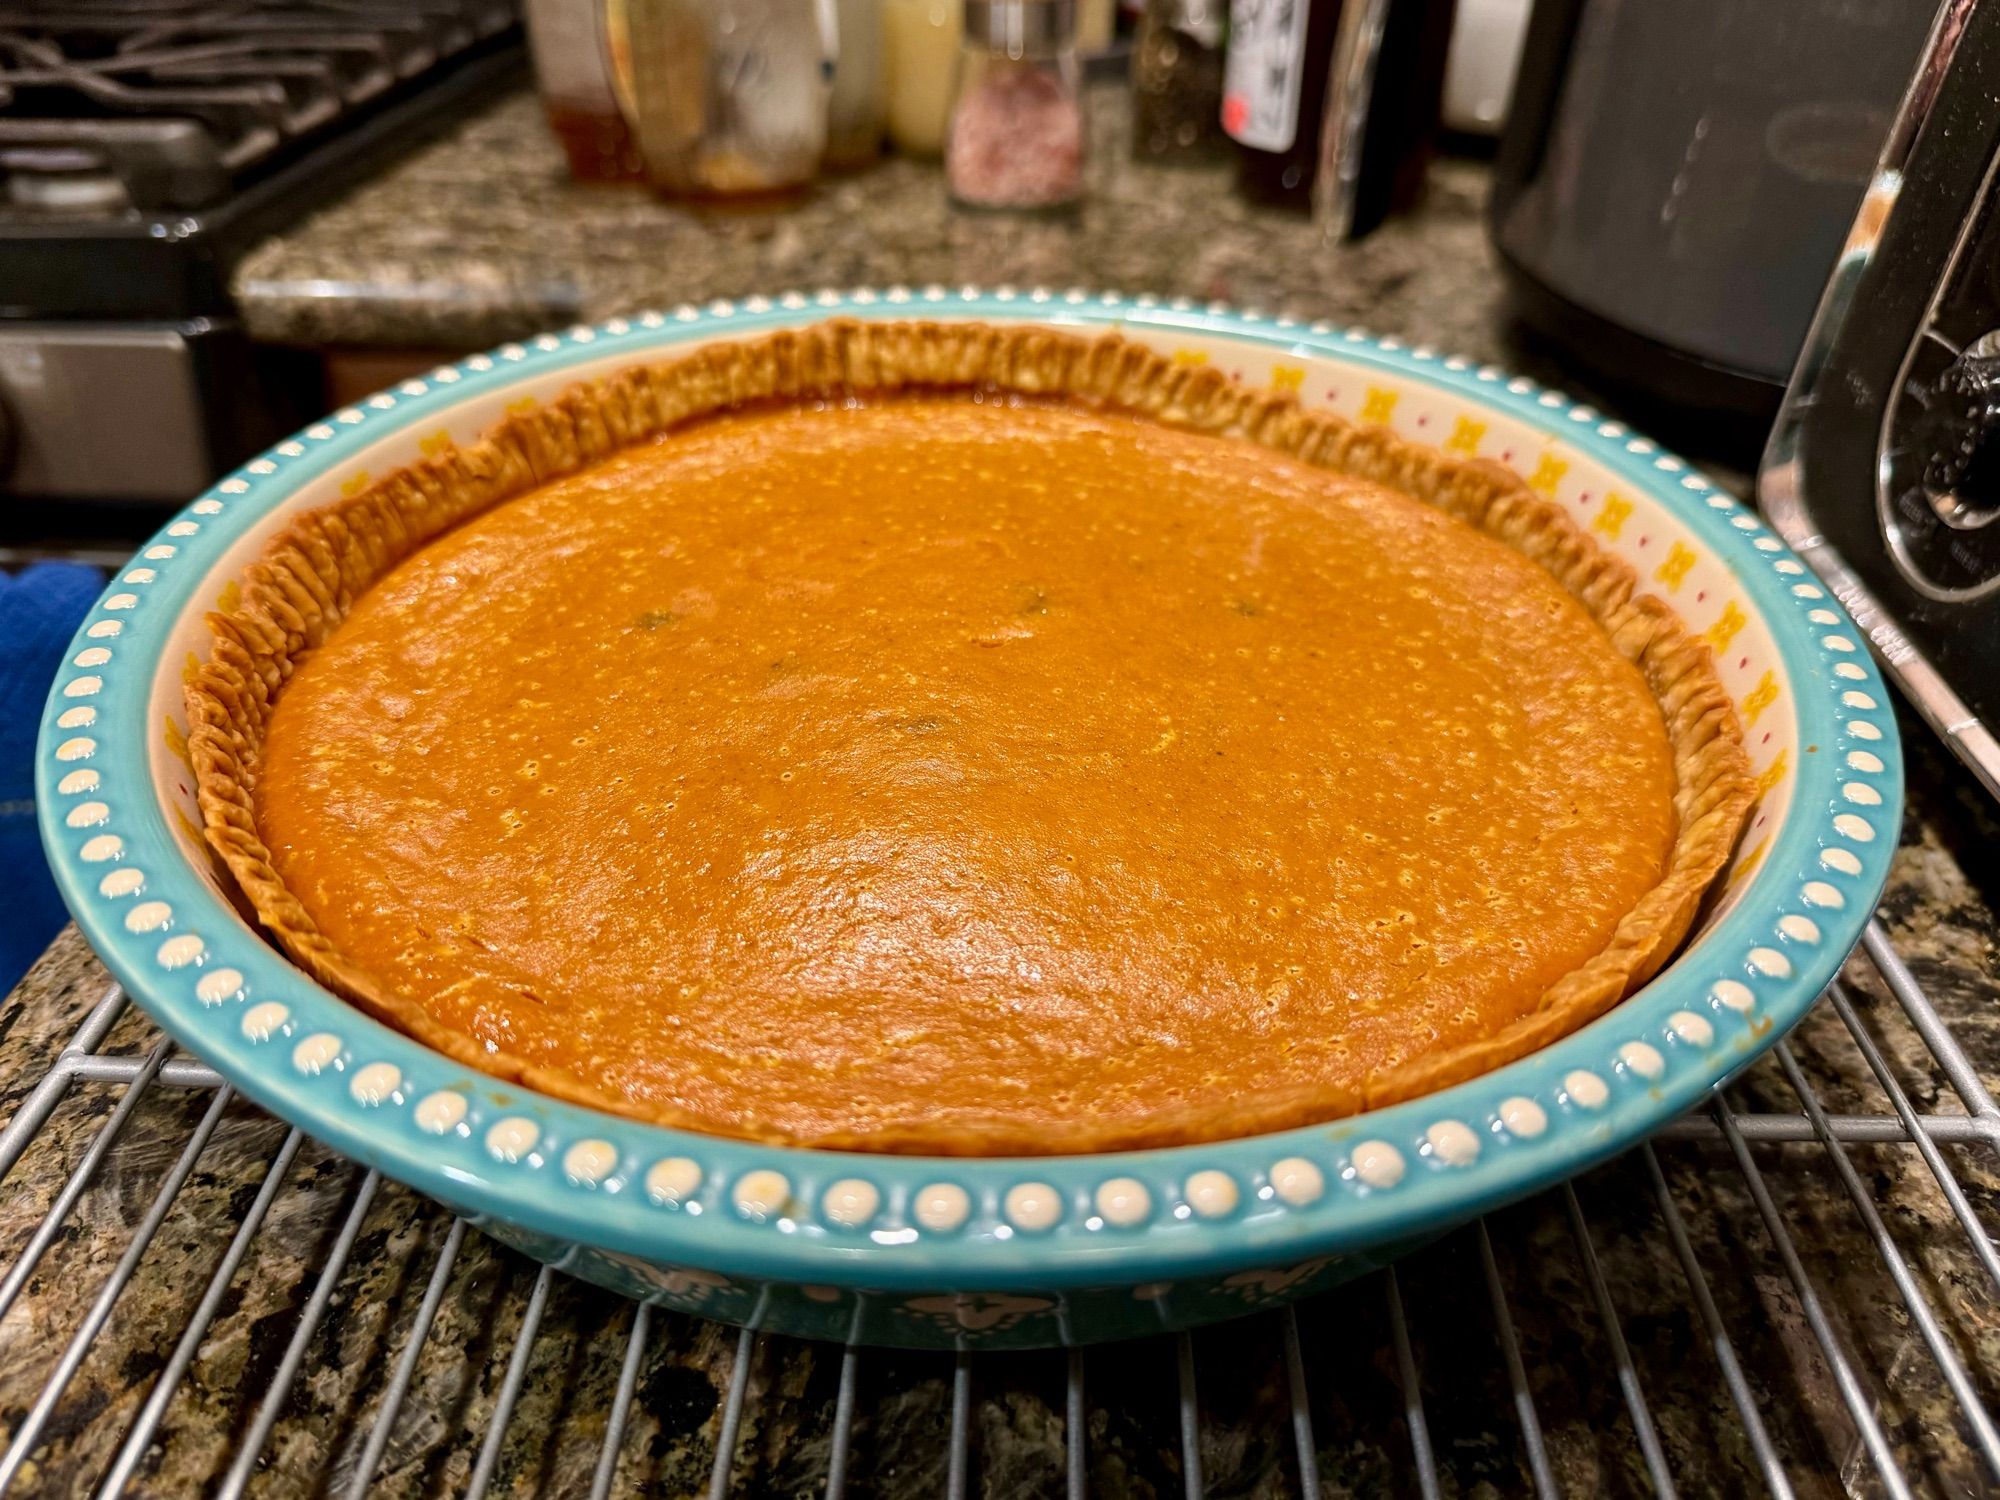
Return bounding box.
[0,1,522,504]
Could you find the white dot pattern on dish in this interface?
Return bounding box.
[98,868,143,898]
[123,900,171,933]
[1005,1182,1062,1232]
[1808,609,1838,624]
[1774,560,1805,574]
[1184,1170,1238,1218]
[563,1139,618,1185]
[1843,784,1882,807]
[1821,848,1863,876]
[1791,583,1824,598]
[1848,720,1883,741]
[1668,1010,1714,1046]
[1425,1121,1480,1167]
[1564,1070,1609,1109]
[1618,1042,1665,1080]
[57,769,98,794]
[416,1091,468,1134]
[1833,814,1875,842]
[914,1183,971,1231]
[1834,661,1866,680]
[73,647,111,667]
[1499,1096,1547,1137]
[292,1033,341,1074]
[156,934,203,968]
[88,619,124,638]
[64,801,108,828]
[646,1158,702,1206]
[241,1002,288,1041]
[486,1117,540,1163]
[195,967,243,1005]
[1351,1141,1406,1188]
[1779,914,1822,943]
[1712,979,1755,1012]
[1269,1157,1325,1205]
[350,1062,401,1106]
[123,568,156,584]
[57,736,95,760]
[57,707,95,728]
[1803,881,1844,908]
[1095,1177,1151,1226]
[1841,691,1878,709]
[64,676,102,696]
[144,546,175,560]
[822,1178,881,1228]
[733,1169,791,1222]
[1846,750,1884,772]
[80,834,121,861]
[1748,947,1792,978]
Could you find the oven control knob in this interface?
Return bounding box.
[1920,340,2000,529]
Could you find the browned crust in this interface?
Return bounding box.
[186,320,1755,1155]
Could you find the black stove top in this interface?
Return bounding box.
[0,1,521,319]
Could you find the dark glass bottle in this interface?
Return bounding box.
[1220,0,1343,207]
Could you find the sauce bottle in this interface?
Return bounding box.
[1220,0,1343,207]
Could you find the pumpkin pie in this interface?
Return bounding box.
[187,321,1753,1155]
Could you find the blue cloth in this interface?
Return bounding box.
[1,563,105,991]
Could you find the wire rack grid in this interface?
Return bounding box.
[0,764,1996,1495]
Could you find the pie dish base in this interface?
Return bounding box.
[38,292,1898,1348]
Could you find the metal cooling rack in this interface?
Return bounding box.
[0,914,1995,1495]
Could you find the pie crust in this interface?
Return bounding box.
[187,321,1754,1154]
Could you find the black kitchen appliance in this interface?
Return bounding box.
[1489,0,1940,456]
[1762,0,2000,802]
[0,1,521,505]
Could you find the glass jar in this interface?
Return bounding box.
[945,0,1087,211]
[1131,0,1227,164]
[525,0,643,181]
[883,0,962,156]
[608,0,836,198]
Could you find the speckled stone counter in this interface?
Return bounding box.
[2,724,1996,1497]
[0,88,1993,1496]
[233,86,1503,363]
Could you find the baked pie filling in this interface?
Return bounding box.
[189,323,1753,1154]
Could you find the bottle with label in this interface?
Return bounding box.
[1220,0,1343,207]
[525,0,643,181]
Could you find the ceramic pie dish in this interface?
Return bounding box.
[38,291,1901,1349]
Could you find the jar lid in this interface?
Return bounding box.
[963,0,1077,54]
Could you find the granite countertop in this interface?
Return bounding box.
[234,85,1506,362]
[0,85,1995,1498]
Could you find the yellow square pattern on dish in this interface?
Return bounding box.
[1591,494,1633,540]
[1359,386,1400,424]
[1528,452,1569,495]
[1704,601,1748,655]
[1741,671,1780,728]
[1444,416,1486,456]
[1653,542,1698,592]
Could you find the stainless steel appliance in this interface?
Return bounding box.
[0,1,521,504]
[1490,0,1940,450]
[1761,0,2000,802]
